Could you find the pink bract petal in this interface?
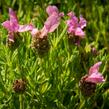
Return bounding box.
[66,20,72,26]
[2,20,11,31]
[11,22,19,32]
[8,32,14,42]
[40,26,48,38]
[67,11,75,18]
[85,62,105,84]
[86,72,105,83]
[67,12,78,23]
[9,8,19,31]
[59,12,64,17]
[75,27,85,38]
[9,8,18,24]
[3,8,19,32]
[31,28,39,37]
[67,11,87,39]
[44,13,60,33]
[31,27,48,38]
[18,24,33,32]
[67,13,78,32]
[89,62,102,75]
[67,26,75,34]
[79,16,87,29]
[46,5,59,16]
[2,20,18,32]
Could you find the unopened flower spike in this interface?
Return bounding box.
[2,8,33,46]
[67,11,87,45]
[79,62,105,96]
[13,79,26,94]
[31,5,64,55]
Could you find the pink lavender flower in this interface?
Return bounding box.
[67,11,86,38]
[85,62,105,83]
[31,5,64,54]
[79,62,105,96]
[31,5,64,38]
[2,8,33,43]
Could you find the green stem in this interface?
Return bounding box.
[54,25,67,48]
[19,94,24,109]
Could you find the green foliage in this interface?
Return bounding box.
[0,0,109,109]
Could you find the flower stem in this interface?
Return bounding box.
[54,25,67,48]
[19,94,24,109]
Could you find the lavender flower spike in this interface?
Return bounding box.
[67,11,87,38]
[86,62,105,83]
[79,62,105,96]
[2,8,33,43]
[30,5,64,54]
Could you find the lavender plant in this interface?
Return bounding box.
[0,0,109,109]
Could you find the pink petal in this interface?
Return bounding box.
[79,16,87,29]
[2,20,18,32]
[89,62,102,75]
[67,19,77,27]
[67,12,78,23]
[8,32,14,42]
[2,20,11,31]
[67,12,78,30]
[9,8,18,24]
[40,26,48,38]
[46,5,59,16]
[67,26,75,34]
[66,20,72,27]
[11,22,19,32]
[59,12,64,17]
[44,13,60,33]
[86,72,105,83]
[67,11,75,18]
[75,27,85,38]
[31,28,39,37]
[31,27,48,38]
[18,24,33,32]
[8,8,19,32]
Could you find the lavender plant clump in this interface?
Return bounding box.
[0,1,108,109]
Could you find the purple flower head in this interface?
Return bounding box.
[67,11,86,38]
[2,8,33,42]
[85,62,105,84]
[31,5,64,38]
